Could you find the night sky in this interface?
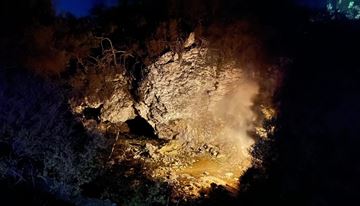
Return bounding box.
[54,0,118,17]
[53,0,332,17]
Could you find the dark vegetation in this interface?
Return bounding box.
[1,0,360,205]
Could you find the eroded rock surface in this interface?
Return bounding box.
[137,46,258,150]
[68,37,275,199]
[69,41,259,156]
[69,68,136,123]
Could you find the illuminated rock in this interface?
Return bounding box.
[137,45,258,151]
[100,73,136,123]
[70,41,260,158]
[69,69,136,123]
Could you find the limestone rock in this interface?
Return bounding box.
[183,32,195,48]
[69,69,136,123]
[100,76,136,123]
[145,143,159,158]
[137,46,255,144]
[70,45,259,156]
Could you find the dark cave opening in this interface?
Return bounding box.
[83,106,102,122]
[125,116,157,138]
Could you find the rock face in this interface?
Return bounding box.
[70,37,259,154]
[137,47,216,140]
[137,46,259,151]
[69,68,136,123]
[99,73,135,123]
[69,36,267,198]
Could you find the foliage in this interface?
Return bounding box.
[23,21,98,76]
[327,0,360,19]
[0,0,100,76]
[81,162,170,206]
[0,0,54,69]
[0,70,109,199]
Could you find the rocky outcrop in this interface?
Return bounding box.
[137,45,258,149]
[70,34,259,153]
[69,68,136,123]
[68,35,267,198]
[100,73,135,123]
[65,33,278,201]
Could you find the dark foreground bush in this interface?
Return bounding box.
[0,69,109,201]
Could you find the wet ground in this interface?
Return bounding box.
[108,135,252,199]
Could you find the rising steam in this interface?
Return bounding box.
[210,78,259,158]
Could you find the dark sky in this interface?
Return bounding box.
[295,0,327,8]
[53,0,118,17]
[53,0,330,17]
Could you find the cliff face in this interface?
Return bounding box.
[137,47,219,141]
[69,35,260,154]
[67,34,276,198]
[137,46,258,153]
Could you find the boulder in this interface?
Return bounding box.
[137,45,258,149]
[69,69,136,123]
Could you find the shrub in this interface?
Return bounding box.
[0,70,109,199]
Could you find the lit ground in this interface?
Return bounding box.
[109,137,253,199]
